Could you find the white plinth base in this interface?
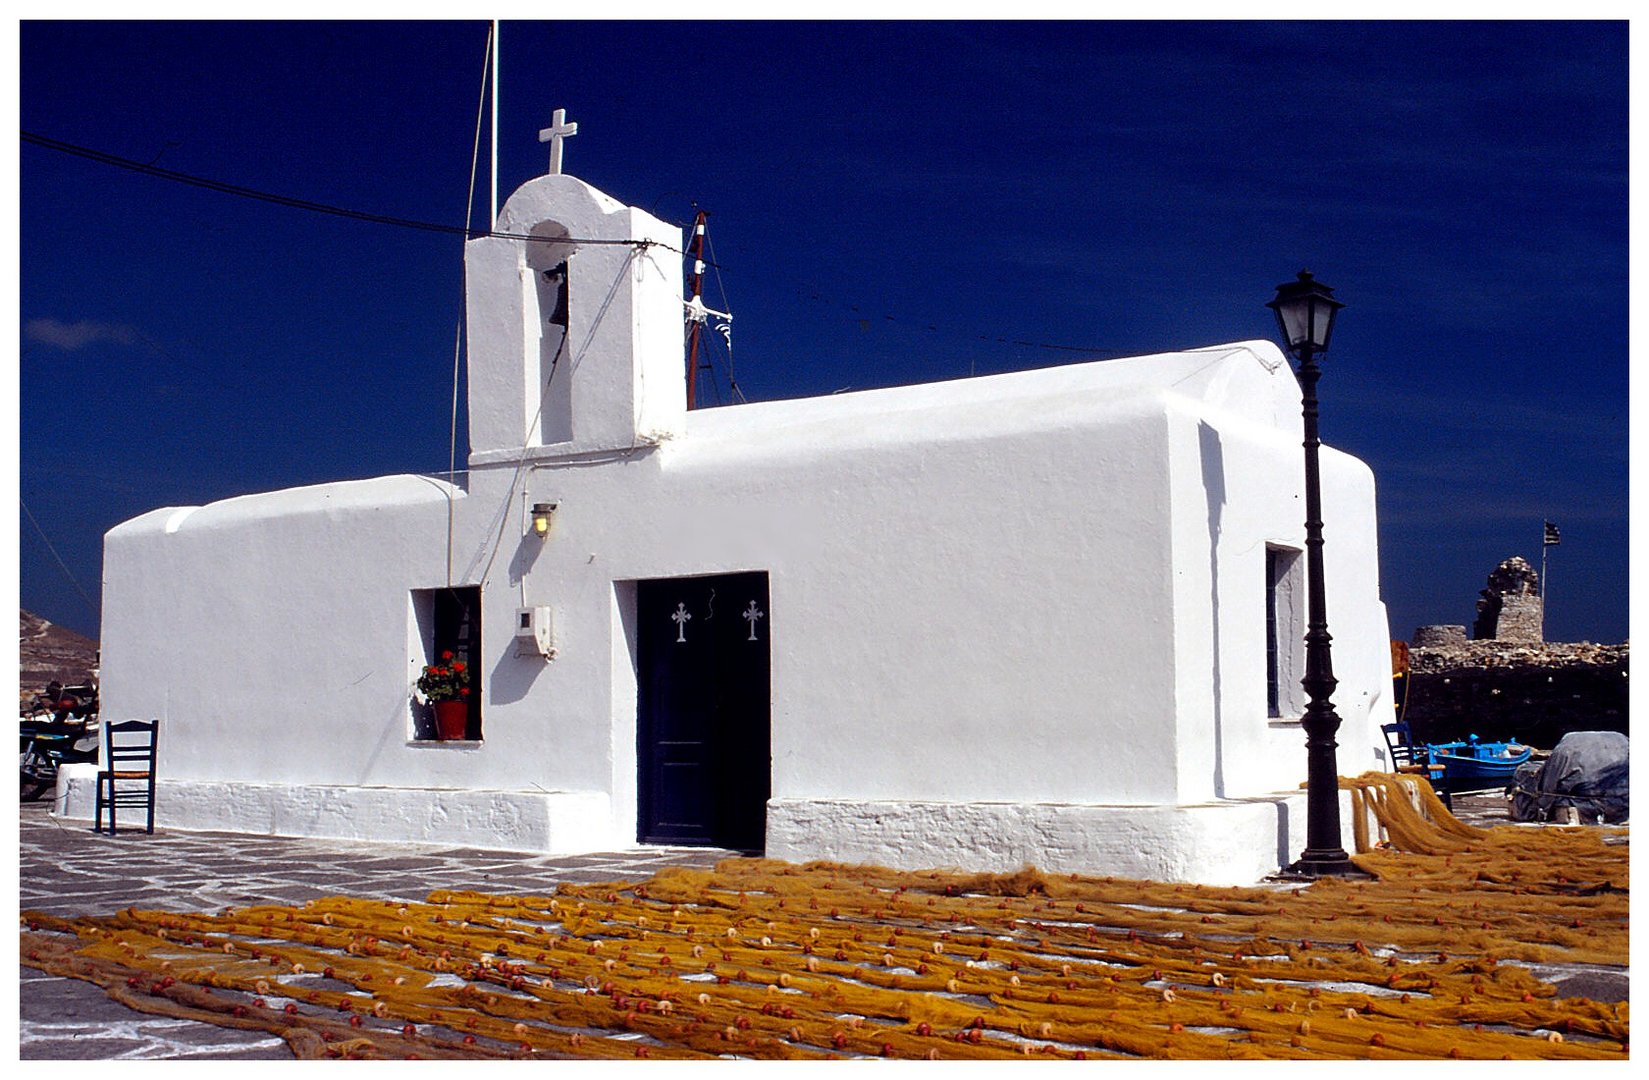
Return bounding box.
[767,790,1361,886]
[77,779,1371,886]
[151,780,617,853]
[53,763,100,821]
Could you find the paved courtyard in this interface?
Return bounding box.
[17,802,733,1059]
[17,793,1626,1059]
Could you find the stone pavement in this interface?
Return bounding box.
[17,801,734,1059]
[17,794,1628,1059]
[1441,793,1630,1006]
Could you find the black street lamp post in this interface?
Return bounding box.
[1266,270,1364,879]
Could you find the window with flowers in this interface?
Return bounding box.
[411,586,482,741]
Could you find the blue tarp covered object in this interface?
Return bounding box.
[1511,731,1629,824]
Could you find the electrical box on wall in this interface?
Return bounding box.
[515,606,556,659]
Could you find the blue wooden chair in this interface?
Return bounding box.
[95,720,158,835]
[1381,721,1452,809]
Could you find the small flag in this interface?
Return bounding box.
[1544,521,1561,546]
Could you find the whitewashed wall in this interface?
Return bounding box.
[98,171,1391,883]
[1159,374,1389,804]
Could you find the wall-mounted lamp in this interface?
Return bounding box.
[530,502,558,538]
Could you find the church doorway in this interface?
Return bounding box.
[636,571,770,853]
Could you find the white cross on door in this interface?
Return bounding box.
[742,600,764,641]
[670,602,691,643]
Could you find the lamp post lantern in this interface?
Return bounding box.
[1266,270,1364,878]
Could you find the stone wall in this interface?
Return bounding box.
[1400,640,1628,748]
[1472,555,1543,642]
[1491,595,1545,643]
[1413,624,1467,648]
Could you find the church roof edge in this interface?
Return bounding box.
[107,474,465,537]
[684,339,1293,439]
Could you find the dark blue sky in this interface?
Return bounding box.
[19,20,1628,645]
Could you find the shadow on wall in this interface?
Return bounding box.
[1273,797,1293,868]
[1199,420,1227,799]
[489,634,546,707]
[489,535,550,709]
[509,528,545,587]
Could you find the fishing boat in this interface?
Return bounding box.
[1423,734,1533,781]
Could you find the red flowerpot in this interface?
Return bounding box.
[433,700,469,741]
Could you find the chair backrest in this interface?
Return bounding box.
[1381,721,1419,768]
[104,719,158,773]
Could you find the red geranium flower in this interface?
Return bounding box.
[415,655,471,705]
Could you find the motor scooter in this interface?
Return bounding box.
[20,680,100,802]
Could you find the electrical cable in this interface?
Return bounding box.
[471,244,657,590]
[20,130,694,259]
[702,229,744,403]
[443,24,493,587]
[474,337,561,591]
[701,319,740,406]
[26,130,1154,357]
[20,498,101,622]
[25,130,1163,370]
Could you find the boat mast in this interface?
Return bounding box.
[685,210,709,410]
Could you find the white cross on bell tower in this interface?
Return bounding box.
[539,108,578,175]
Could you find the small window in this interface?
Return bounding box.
[1266,546,1304,719]
[1266,549,1280,716]
[410,586,482,740]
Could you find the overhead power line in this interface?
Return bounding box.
[23,130,1144,360]
[21,130,689,256]
[20,498,100,621]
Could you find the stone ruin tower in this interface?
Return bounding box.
[1472,556,1543,642]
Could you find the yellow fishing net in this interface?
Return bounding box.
[20,773,1627,1060]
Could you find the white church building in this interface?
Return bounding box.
[97,146,1393,885]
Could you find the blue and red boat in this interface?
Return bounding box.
[1423,734,1533,781]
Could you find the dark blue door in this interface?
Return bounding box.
[637,572,770,852]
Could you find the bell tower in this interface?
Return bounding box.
[463,148,684,464]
